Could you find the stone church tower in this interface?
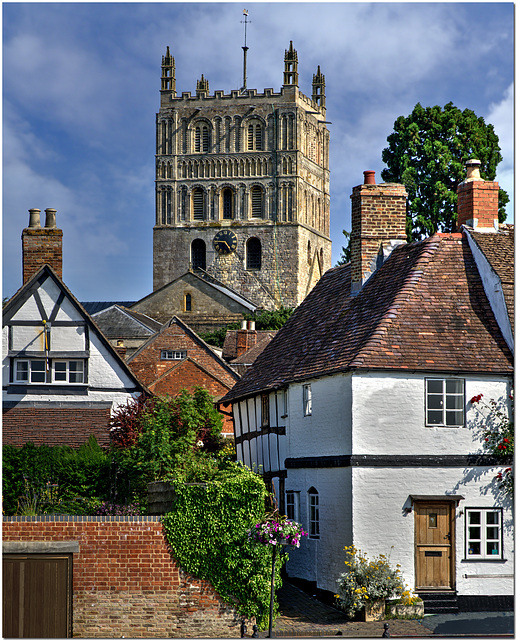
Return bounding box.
[153,42,331,310]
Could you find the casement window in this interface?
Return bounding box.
[308,487,320,538]
[426,378,464,426]
[161,350,187,360]
[246,238,262,270]
[14,359,46,383]
[303,383,312,416]
[466,508,503,559]
[53,360,84,384]
[261,394,270,427]
[281,389,288,418]
[14,359,84,384]
[286,491,300,521]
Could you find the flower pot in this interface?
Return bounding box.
[388,602,424,618]
[357,599,385,621]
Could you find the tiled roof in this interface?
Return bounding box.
[230,332,278,365]
[91,305,162,338]
[469,225,514,334]
[223,233,513,402]
[222,330,278,362]
[81,301,135,314]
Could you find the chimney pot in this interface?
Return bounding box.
[45,208,57,228]
[465,159,482,182]
[28,208,41,228]
[249,320,256,331]
[363,171,375,185]
[241,320,247,329]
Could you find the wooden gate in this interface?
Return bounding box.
[3,555,72,638]
[415,502,455,590]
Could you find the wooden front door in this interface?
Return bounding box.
[3,555,72,638]
[415,502,455,589]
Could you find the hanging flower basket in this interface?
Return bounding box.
[248,513,307,547]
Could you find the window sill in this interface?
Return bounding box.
[7,384,89,396]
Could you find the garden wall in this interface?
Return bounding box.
[3,517,240,638]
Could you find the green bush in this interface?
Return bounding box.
[162,463,286,629]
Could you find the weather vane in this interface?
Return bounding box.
[240,9,250,93]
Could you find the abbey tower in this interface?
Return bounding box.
[153,42,331,310]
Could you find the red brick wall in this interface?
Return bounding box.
[3,518,239,638]
[22,228,63,284]
[457,180,499,229]
[2,406,111,448]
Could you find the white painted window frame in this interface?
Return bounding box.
[425,377,464,427]
[14,359,46,383]
[303,383,312,416]
[308,488,320,539]
[286,490,300,522]
[53,359,85,384]
[465,508,503,560]
[161,350,187,360]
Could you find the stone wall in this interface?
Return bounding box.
[3,517,240,638]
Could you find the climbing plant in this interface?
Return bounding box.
[161,463,287,629]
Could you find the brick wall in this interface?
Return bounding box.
[22,228,63,284]
[457,179,499,229]
[3,517,239,638]
[350,181,407,292]
[2,406,112,448]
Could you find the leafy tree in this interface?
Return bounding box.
[110,388,225,486]
[200,307,295,348]
[381,102,508,241]
[336,229,351,266]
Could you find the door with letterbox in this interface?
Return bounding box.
[415,501,455,589]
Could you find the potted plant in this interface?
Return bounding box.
[387,590,424,618]
[335,546,404,621]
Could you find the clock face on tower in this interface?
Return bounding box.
[213,229,238,255]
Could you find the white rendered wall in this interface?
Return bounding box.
[351,466,514,597]
[284,467,352,592]
[351,372,510,456]
[288,374,352,459]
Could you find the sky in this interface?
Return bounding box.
[3,2,514,302]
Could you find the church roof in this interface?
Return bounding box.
[222,231,513,402]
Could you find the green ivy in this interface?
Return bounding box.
[161,463,286,629]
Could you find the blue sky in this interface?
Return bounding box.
[3,2,514,302]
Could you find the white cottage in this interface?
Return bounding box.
[222,162,514,612]
[3,209,146,448]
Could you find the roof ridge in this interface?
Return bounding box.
[350,235,442,366]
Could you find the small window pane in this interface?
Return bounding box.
[468,541,481,555]
[469,512,481,525]
[428,396,443,409]
[427,410,443,424]
[446,379,463,393]
[486,527,499,540]
[469,527,481,540]
[487,542,500,555]
[31,360,46,382]
[16,361,29,381]
[54,362,67,381]
[486,512,499,525]
[427,379,443,394]
[446,411,463,426]
[446,395,463,409]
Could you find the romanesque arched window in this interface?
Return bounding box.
[246,237,261,270]
[247,121,263,151]
[222,189,233,220]
[194,123,210,153]
[191,239,206,270]
[250,186,264,218]
[192,188,205,220]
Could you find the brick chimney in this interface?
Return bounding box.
[349,172,407,294]
[457,159,499,231]
[22,208,63,284]
[236,320,257,357]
